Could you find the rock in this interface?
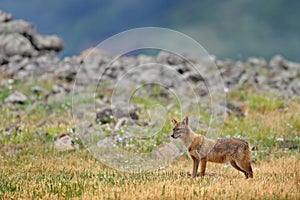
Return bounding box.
[0,33,37,57]
[3,124,20,135]
[54,59,78,82]
[0,20,34,34]
[269,55,295,70]
[15,70,30,79]
[35,51,61,64]
[79,48,111,80]
[216,59,235,69]
[221,62,246,88]
[30,85,47,95]
[7,54,24,62]
[54,133,78,151]
[255,75,267,85]
[96,105,140,124]
[173,64,189,74]
[96,108,114,124]
[51,84,65,94]
[156,143,181,160]
[269,55,284,68]
[137,54,156,65]
[0,54,8,64]
[183,70,205,82]
[32,52,60,74]
[4,91,28,104]
[31,33,64,52]
[23,61,37,70]
[156,51,183,65]
[54,65,77,82]
[114,105,140,120]
[288,80,300,95]
[246,57,267,67]
[238,71,251,85]
[194,81,209,96]
[128,63,176,87]
[0,10,13,22]
[2,57,30,77]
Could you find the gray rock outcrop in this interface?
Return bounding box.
[1,9,300,108]
[0,10,64,59]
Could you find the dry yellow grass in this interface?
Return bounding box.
[1,150,299,199]
[250,102,300,137]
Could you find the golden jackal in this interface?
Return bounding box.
[171,117,253,179]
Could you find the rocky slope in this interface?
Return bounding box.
[1,9,300,107]
[1,10,300,152]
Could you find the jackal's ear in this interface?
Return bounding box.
[182,116,189,126]
[171,118,178,125]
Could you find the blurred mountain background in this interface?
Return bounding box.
[1,0,299,61]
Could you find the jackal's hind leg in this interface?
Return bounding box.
[237,161,253,179]
[230,160,249,178]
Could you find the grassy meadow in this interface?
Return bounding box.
[0,79,299,199]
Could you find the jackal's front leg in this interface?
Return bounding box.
[200,157,207,177]
[192,157,199,178]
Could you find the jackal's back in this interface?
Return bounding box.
[207,138,251,163]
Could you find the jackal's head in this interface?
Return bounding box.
[171,117,189,139]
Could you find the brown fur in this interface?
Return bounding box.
[188,136,203,161]
[171,117,253,179]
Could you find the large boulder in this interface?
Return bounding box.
[0,20,34,34]
[4,91,28,104]
[0,33,37,57]
[31,33,64,52]
[269,54,300,70]
[0,9,64,59]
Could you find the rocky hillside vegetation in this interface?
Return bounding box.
[0,9,299,149]
[1,9,299,95]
